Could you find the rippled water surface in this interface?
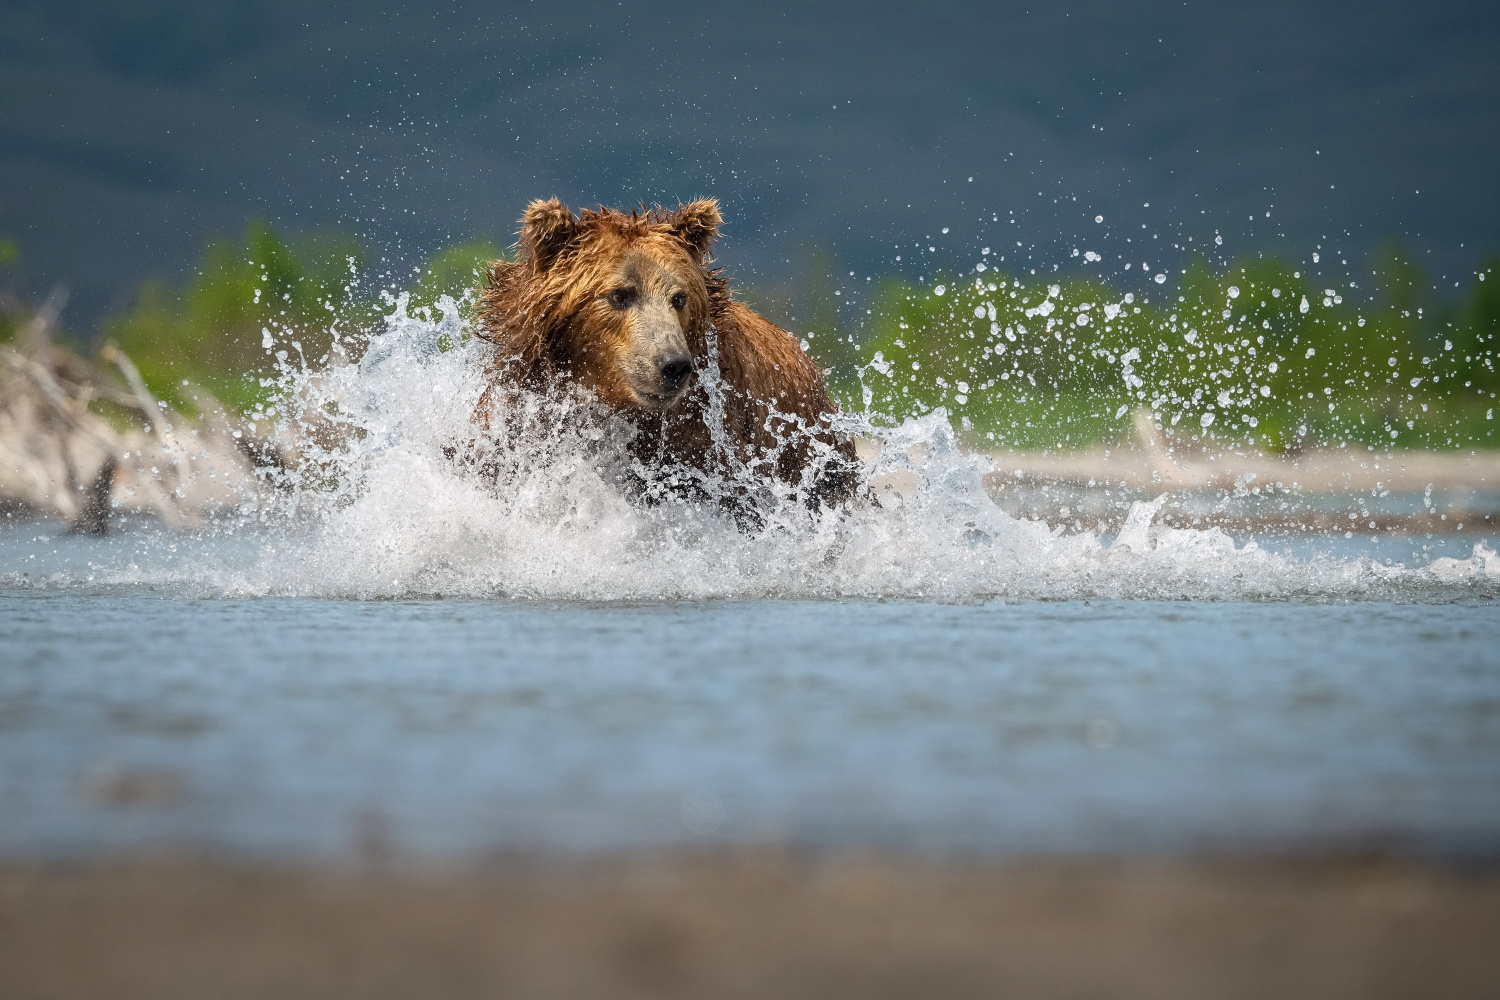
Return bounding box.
[2,577,1497,860]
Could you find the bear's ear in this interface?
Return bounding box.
[519,198,577,270]
[667,199,722,263]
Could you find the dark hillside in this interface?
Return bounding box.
[0,0,1496,331]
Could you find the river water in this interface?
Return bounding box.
[3,523,1497,861]
[1,302,1497,860]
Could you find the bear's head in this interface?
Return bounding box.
[481,198,723,412]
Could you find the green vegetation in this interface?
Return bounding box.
[104,222,367,411]
[839,250,1498,452]
[100,221,1498,451]
[103,222,500,411]
[0,233,20,344]
[406,240,504,317]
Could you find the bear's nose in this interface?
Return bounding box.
[658,355,693,392]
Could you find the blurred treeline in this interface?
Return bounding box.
[2,222,1496,452]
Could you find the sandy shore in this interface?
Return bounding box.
[851,417,1500,535]
[4,852,1498,999]
[986,442,1500,496]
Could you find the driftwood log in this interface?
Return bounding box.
[0,287,274,532]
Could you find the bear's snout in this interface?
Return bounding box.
[631,349,692,408]
[658,355,693,394]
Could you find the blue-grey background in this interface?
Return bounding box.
[1,0,1497,328]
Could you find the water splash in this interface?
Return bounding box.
[4,295,1497,602]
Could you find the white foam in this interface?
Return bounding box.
[8,297,1497,602]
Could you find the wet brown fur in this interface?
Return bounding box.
[473,198,858,508]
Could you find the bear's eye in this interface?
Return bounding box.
[670,292,687,312]
[606,288,636,309]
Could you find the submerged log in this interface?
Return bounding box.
[72,456,116,536]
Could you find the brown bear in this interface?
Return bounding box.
[471,198,858,512]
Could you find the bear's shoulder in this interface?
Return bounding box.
[711,299,826,416]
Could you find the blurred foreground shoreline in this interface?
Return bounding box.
[4,851,1498,999]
